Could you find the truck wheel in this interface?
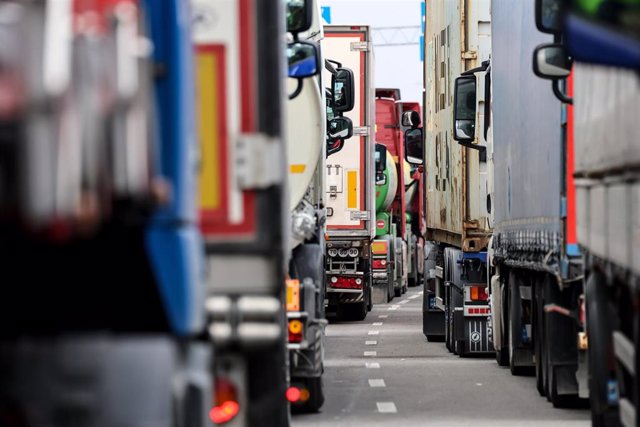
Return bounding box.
[291,376,324,413]
[586,271,617,425]
[534,277,545,396]
[508,276,529,376]
[366,285,373,312]
[394,285,402,298]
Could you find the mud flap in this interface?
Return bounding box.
[422,289,445,340]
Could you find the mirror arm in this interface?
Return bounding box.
[457,140,487,152]
[552,79,573,105]
[288,78,304,100]
[324,59,337,76]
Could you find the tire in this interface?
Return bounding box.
[508,274,528,376]
[247,344,289,426]
[586,271,617,425]
[394,286,402,298]
[366,285,373,312]
[534,277,545,396]
[340,301,366,321]
[291,376,324,413]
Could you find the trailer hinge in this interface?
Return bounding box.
[351,41,372,52]
[462,51,477,60]
[353,126,370,136]
[236,133,283,189]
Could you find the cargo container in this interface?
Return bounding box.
[420,0,493,356]
[322,25,376,321]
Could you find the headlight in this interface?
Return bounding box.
[348,248,359,257]
[338,248,349,257]
[328,248,338,257]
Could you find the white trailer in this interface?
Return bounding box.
[321,25,376,320]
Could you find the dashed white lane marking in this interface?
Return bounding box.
[398,300,409,305]
[365,340,377,345]
[366,362,380,369]
[377,402,398,413]
[388,307,398,311]
[364,351,377,357]
[379,315,388,318]
[368,330,379,335]
[368,379,386,387]
[419,291,424,294]
[373,322,383,326]
[409,294,420,299]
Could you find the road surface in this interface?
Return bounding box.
[293,286,590,427]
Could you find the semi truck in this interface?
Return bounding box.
[284,0,356,413]
[371,90,425,303]
[0,1,212,425]
[420,0,494,356]
[322,25,376,321]
[192,0,291,424]
[532,1,640,425]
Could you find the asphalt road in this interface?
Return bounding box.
[293,286,590,427]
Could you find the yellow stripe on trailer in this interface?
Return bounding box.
[347,170,358,209]
[371,240,388,254]
[197,52,221,211]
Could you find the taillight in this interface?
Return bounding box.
[286,385,311,404]
[210,378,240,424]
[372,259,387,269]
[328,276,363,289]
[288,319,304,343]
[470,286,488,302]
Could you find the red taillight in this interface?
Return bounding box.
[470,286,488,301]
[286,386,301,403]
[372,259,387,269]
[210,378,240,424]
[329,276,363,289]
[288,319,303,343]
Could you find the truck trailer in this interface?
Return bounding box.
[192,0,291,424]
[420,0,493,356]
[322,25,376,321]
[530,1,640,424]
[0,1,212,425]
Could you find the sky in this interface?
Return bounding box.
[319,0,425,103]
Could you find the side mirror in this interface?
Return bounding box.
[332,68,355,113]
[328,116,353,143]
[375,144,388,185]
[287,42,320,79]
[453,76,476,142]
[533,43,572,79]
[404,128,424,165]
[286,0,313,35]
[535,0,564,34]
[401,111,421,129]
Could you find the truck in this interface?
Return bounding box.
[420,0,494,356]
[0,0,212,425]
[532,1,640,425]
[192,0,291,424]
[322,25,376,321]
[284,0,356,413]
[371,90,425,303]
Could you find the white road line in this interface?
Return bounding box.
[364,351,377,357]
[409,294,420,299]
[365,362,380,369]
[368,330,379,335]
[379,315,388,318]
[368,379,386,388]
[365,340,377,345]
[398,300,409,305]
[373,322,383,326]
[388,307,398,311]
[419,291,424,294]
[377,402,397,413]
